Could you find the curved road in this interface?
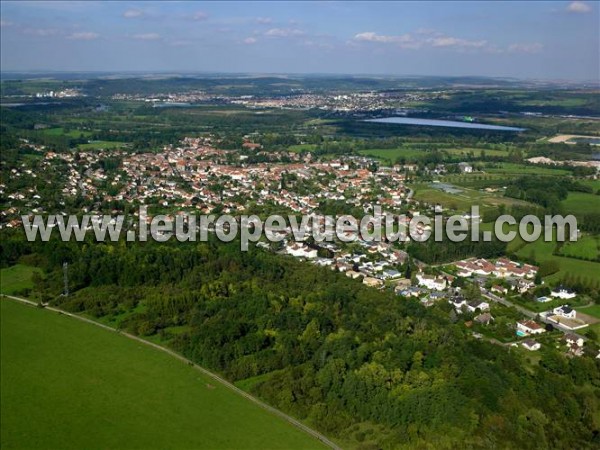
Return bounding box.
[1,294,342,450]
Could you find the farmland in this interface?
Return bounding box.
[0,299,327,450]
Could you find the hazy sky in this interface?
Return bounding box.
[1,1,598,80]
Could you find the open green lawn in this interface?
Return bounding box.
[576,304,600,320]
[39,127,93,138]
[0,265,42,295]
[0,299,325,450]
[558,235,599,260]
[514,234,600,284]
[288,144,318,153]
[485,163,571,177]
[78,141,128,150]
[561,192,600,216]
[357,147,423,163]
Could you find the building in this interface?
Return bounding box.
[286,243,318,259]
[551,286,576,300]
[416,273,447,291]
[458,162,473,173]
[363,277,384,288]
[553,305,576,319]
[474,312,494,325]
[517,320,545,335]
[522,340,541,351]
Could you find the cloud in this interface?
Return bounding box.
[132,33,161,41]
[68,32,100,41]
[190,11,208,21]
[428,36,487,49]
[123,9,143,19]
[566,1,592,13]
[22,27,61,37]
[508,42,543,53]
[244,37,257,44]
[354,31,489,51]
[256,17,272,24]
[0,20,13,27]
[265,28,305,37]
[354,31,414,45]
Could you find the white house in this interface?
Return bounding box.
[564,334,584,348]
[551,286,576,300]
[458,162,473,173]
[416,273,447,291]
[553,305,576,319]
[517,320,546,335]
[466,300,490,313]
[522,340,541,351]
[286,243,318,259]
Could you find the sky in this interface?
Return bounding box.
[1,1,598,80]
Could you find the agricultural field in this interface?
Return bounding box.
[410,182,530,214]
[513,235,600,285]
[575,304,600,320]
[357,147,424,163]
[38,127,93,138]
[0,299,326,450]
[77,140,128,150]
[484,162,571,177]
[561,192,600,216]
[0,264,42,295]
[558,235,600,260]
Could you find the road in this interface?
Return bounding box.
[1,294,342,450]
[481,289,588,342]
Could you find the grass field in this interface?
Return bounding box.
[558,235,599,260]
[357,147,423,164]
[39,127,93,138]
[576,304,600,320]
[0,299,326,450]
[561,192,600,216]
[485,162,571,177]
[0,265,41,295]
[78,141,128,150]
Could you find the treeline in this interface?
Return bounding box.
[505,176,593,211]
[1,232,599,449]
[407,233,507,264]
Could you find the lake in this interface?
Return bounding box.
[365,117,526,132]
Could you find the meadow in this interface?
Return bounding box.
[0,264,41,295]
[78,140,128,150]
[0,299,327,450]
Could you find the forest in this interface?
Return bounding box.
[1,230,598,449]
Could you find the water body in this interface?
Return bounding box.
[365,117,526,132]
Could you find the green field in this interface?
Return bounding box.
[561,192,600,216]
[78,140,128,150]
[0,299,326,450]
[357,147,423,163]
[558,235,600,260]
[485,162,571,176]
[39,127,93,138]
[576,304,600,320]
[0,265,41,295]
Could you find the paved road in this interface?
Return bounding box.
[481,289,588,342]
[1,294,342,450]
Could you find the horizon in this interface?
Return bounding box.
[1,1,598,81]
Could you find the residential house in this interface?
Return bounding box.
[474,312,494,325]
[553,305,576,319]
[551,286,576,300]
[416,273,447,291]
[517,320,546,335]
[522,339,541,351]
